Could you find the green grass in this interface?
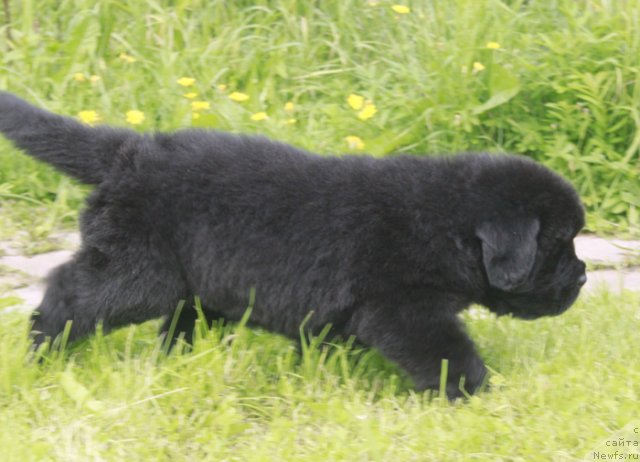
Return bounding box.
[0,290,638,461]
[1,0,640,234]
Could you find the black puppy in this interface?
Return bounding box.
[0,92,586,398]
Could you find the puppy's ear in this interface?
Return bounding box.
[476,217,540,291]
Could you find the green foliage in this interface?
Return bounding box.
[0,291,638,460]
[0,0,639,233]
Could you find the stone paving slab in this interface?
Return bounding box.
[1,250,73,279]
[10,284,45,309]
[583,269,640,294]
[574,235,640,266]
[1,233,639,315]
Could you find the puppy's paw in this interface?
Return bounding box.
[415,356,488,400]
[29,304,79,354]
[448,359,488,400]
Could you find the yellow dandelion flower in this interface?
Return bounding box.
[357,102,377,121]
[119,52,136,63]
[125,110,145,125]
[192,113,201,120]
[73,73,86,82]
[77,110,100,125]
[486,41,501,49]
[217,84,228,92]
[284,101,295,112]
[229,92,250,102]
[391,5,411,14]
[347,94,364,111]
[191,101,210,111]
[250,112,268,121]
[89,75,101,84]
[473,61,486,72]
[286,118,297,125]
[345,135,365,150]
[183,92,198,99]
[177,77,196,87]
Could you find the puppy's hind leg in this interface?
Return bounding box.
[31,246,188,351]
[31,261,86,349]
[159,301,224,351]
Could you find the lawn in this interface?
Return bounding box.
[0,291,638,461]
[0,1,639,461]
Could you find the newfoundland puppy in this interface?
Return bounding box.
[0,91,586,398]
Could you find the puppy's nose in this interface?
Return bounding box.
[577,273,587,286]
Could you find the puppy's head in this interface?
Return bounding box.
[477,213,586,319]
[470,157,587,319]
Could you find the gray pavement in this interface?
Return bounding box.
[574,235,640,293]
[0,233,639,314]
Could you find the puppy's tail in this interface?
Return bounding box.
[0,91,139,185]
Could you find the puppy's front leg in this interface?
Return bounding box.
[350,306,487,399]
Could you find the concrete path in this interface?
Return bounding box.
[1,233,639,314]
[574,236,640,293]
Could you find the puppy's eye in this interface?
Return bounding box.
[568,227,581,240]
[544,236,569,256]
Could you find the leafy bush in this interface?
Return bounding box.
[0,0,638,232]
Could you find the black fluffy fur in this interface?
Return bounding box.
[0,92,587,398]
